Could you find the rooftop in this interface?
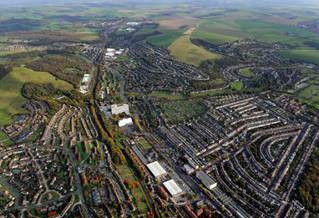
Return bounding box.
[163,179,183,197]
[146,161,167,178]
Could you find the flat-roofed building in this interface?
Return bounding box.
[196,171,217,190]
[111,104,130,115]
[118,117,133,127]
[163,179,183,197]
[147,161,167,179]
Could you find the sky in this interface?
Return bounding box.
[0,0,318,7]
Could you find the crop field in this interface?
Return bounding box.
[282,49,319,65]
[0,67,72,126]
[160,99,207,124]
[169,28,220,66]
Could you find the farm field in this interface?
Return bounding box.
[190,12,319,47]
[0,67,72,126]
[282,49,319,65]
[169,28,220,66]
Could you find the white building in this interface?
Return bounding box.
[196,171,217,190]
[118,117,133,127]
[80,74,91,94]
[163,179,183,197]
[111,104,130,115]
[146,161,167,179]
[105,48,124,59]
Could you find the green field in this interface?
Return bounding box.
[298,85,319,109]
[0,130,13,147]
[160,99,207,124]
[147,28,186,48]
[116,164,148,214]
[169,28,220,66]
[282,49,319,65]
[0,67,72,126]
[191,13,319,47]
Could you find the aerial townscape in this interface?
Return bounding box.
[1,0,319,217]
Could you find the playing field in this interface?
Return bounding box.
[169,28,220,66]
[0,67,72,126]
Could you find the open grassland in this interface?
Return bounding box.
[282,49,319,65]
[169,28,220,66]
[146,28,187,48]
[191,11,319,47]
[157,16,198,29]
[0,67,72,126]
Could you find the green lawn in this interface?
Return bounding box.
[0,67,72,126]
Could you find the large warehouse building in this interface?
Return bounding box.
[111,104,130,115]
[163,179,183,197]
[146,161,167,179]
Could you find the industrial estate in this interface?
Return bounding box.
[0,0,319,217]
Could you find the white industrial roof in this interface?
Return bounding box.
[82,74,91,83]
[107,48,116,52]
[147,161,167,178]
[111,104,130,115]
[118,117,133,127]
[163,179,183,196]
